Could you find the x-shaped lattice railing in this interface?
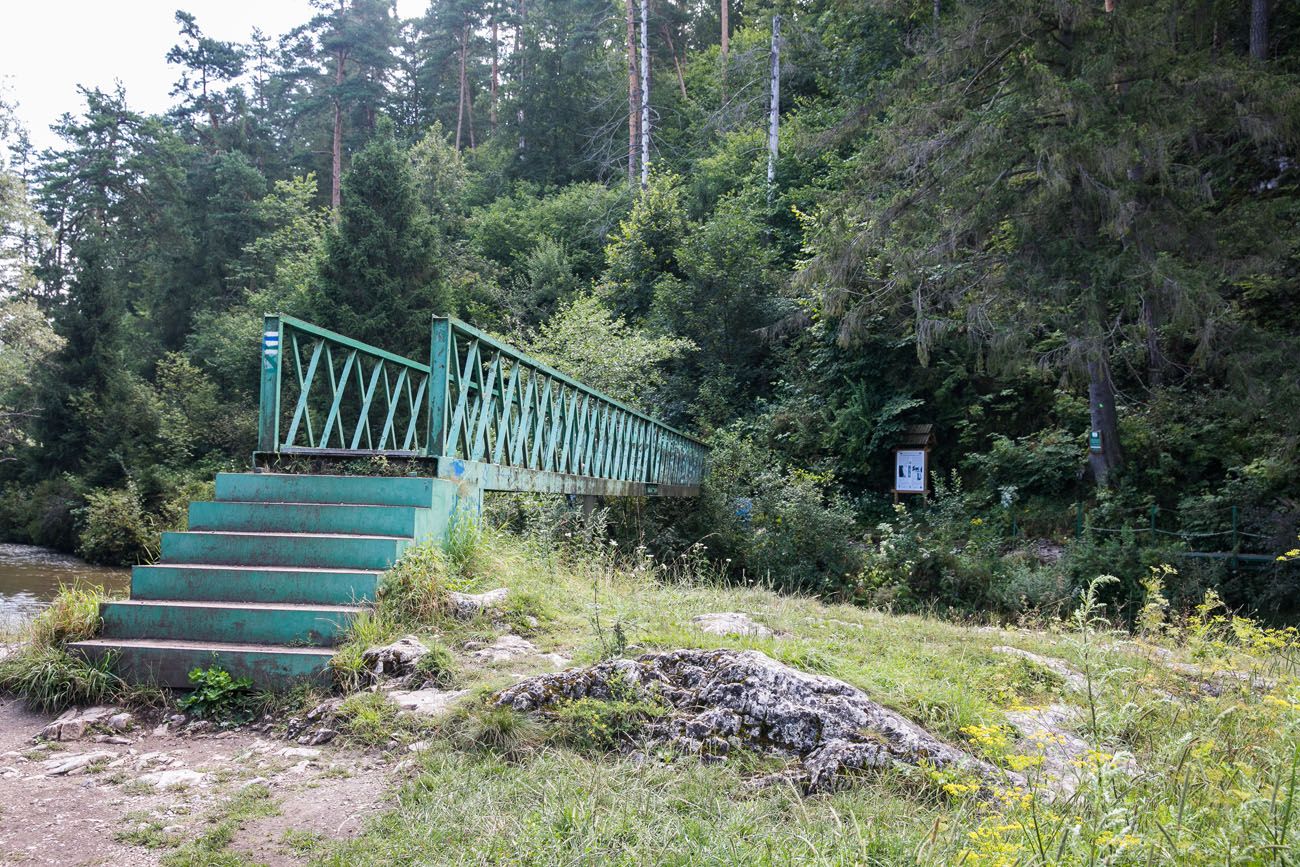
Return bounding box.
[257,314,707,494]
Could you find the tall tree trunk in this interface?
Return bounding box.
[490,6,499,131]
[625,0,640,186]
[767,15,781,197]
[516,0,526,152]
[456,26,468,150]
[720,0,729,104]
[331,49,346,214]
[468,79,477,149]
[661,24,687,100]
[1087,355,1124,486]
[1250,0,1269,61]
[639,0,650,189]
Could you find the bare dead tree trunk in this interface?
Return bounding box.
[661,23,687,100]
[331,49,346,215]
[456,25,468,149]
[639,0,650,189]
[625,0,640,186]
[767,15,781,197]
[1250,0,1269,61]
[1087,355,1124,486]
[517,0,526,152]
[720,0,729,104]
[468,79,477,148]
[933,0,940,26]
[490,5,499,131]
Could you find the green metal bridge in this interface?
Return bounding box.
[73,315,708,687]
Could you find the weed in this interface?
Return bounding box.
[178,667,256,724]
[376,542,450,624]
[444,508,487,581]
[549,693,666,752]
[160,783,279,867]
[409,637,457,688]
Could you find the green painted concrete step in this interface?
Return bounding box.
[189,500,433,538]
[215,472,455,508]
[130,564,381,605]
[161,531,410,570]
[70,638,334,688]
[100,600,362,647]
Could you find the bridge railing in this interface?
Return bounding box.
[256,314,707,495]
[258,315,432,457]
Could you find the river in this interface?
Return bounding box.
[0,544,129,633]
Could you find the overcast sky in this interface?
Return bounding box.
[1,0,422,152]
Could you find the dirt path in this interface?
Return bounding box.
[0,698,396,866]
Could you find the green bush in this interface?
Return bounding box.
[550,695,666,752]
[75,483,155,566]
[698,431,862,596]
[0,646,123,713]
[376,542,451,624]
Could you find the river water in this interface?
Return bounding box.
[0,544,129,632]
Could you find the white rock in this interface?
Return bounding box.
[470,635,538,663]
[448,588,509,618]
[277,746,321,759]
[42,750,116,775]
[388,688,468,717]
[362,635,429,678]
[40,705,119,741]
[407,740,431,753]
[108,713,134,732]
[691,612,774,638]
[136,769,209,789]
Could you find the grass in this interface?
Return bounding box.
[311,530,1300,866]
[158,783,280,867]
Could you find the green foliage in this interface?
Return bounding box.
[443,510,487,583]
[376,542,451,625]
[314,125,446,358]
[0,646,123,713]
[525,292,693,409]
[75,483,156,566]
[409,637,457,689]
[178,666,256,724]
[549,693,665,752]
[698,431,862,596]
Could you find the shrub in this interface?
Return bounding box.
[450,700,543,758]
[697,430,862,596]
[75,483,155,566]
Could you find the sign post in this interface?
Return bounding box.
[891,424,936,503]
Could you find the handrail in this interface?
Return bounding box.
[257,313,708,493]
[258,314,432,455]
[429,316,708,489]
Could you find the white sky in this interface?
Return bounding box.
[1,0,424,152]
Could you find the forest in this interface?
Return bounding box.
[1,0,1298,620]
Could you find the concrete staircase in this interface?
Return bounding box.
[71,472,460,688]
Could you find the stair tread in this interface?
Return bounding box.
[137,563,383,575]
[172,530,411,540]
[208,500,419,508]
[105,599,367,614]
[71,638,335,656]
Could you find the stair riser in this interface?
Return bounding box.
[161,532,409,570]
[215,473,456,509]
[188,501,437,538]
[100,602,356,647]
[130,565,379,605]
[71,642,333,689]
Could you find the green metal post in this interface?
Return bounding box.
[1076,502,1084,539]
[257,315,283,455]
[427,317,452,458]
